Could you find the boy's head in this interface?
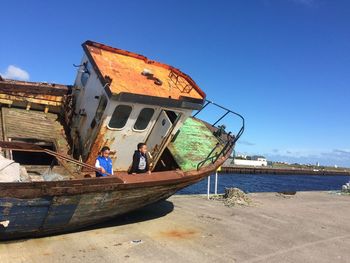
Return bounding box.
[137,143,147,154]
[100,146,110,157]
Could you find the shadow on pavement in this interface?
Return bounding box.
[83,199,174,230]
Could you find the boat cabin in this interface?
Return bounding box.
[71,41,206,172]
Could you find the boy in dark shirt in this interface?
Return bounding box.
[130,143,151,174]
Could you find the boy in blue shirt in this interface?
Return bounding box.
[95,146,113,177]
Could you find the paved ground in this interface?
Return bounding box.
[1,191,350,263]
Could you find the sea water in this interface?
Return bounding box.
[177,173,350,194]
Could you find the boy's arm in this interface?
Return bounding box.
[131,153,138,174]
[95,159,100,168]
[144,155,151,174]
[95,159,106,174]
[146,156,150,172]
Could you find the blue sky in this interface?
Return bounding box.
[1,0,349,167]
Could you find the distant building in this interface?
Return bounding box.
[224,154,268,167]
[233,158,267,167]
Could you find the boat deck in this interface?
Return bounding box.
[0,107,231,184]
[0,107,72,180]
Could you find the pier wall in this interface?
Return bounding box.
[220,166,350,176]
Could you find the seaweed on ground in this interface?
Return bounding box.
[210,187,253,207]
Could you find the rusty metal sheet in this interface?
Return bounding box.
[83,41,206,100]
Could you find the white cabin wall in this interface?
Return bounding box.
[72,55,91,114]
[101,101,160,171]
[100,101,192,171]
[71,55,110,153]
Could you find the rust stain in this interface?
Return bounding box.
[84,118,117,168]
[85,125,108,166]
[160,229,198,239]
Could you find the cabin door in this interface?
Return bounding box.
[146,110,173,162]
[80,94,108,160]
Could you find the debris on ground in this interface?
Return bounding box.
[276,191,297,198]
[211,187,253,207]
[341,182,350,195]
[131,240,143,244]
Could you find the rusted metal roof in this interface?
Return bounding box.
[82,41,206,101]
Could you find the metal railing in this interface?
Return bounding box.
[194,99,245,170]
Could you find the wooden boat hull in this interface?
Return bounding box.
[0,153,229,240]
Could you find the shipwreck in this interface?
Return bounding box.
[0,41,244,240]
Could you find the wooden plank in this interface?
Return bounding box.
[42,195,80,229]
[0,108,3,140]
[0,80,69,96]
[0,197,52,233]
[168,117,222,171]
[1,108,70,156]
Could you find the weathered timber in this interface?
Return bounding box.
[0,141,116,177]
[0,79,70,96]
[168,117,223,171]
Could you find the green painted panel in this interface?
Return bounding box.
[168,117,222,171]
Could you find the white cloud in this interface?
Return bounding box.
[1,65,30,81]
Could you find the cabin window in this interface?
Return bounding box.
[108,105,132,129]
[134,108,155,131]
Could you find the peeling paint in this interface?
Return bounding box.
[83,41,206,100]
[0,220,10,228]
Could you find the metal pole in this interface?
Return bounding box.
[207,175,211,200]
[214,171,218,195]
[193,101,210,118]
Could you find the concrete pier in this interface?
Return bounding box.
[1,192,350,262]
[220,166,350,176]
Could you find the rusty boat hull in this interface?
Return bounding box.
[0,152,229,240]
